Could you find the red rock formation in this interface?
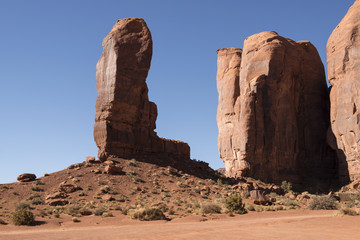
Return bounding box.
[216,48,243,176]
[94,18,189,161]
[217,31,336,185]
[327,0,360,183]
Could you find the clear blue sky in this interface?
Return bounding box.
[0,0,354,183]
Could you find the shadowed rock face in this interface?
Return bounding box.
[94,18,190,161]
[217,31,337,185]
[327,0,360,183]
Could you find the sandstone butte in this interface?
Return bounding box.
[327,0,360,183]
[217,31,337,186]
[94,18,190,161]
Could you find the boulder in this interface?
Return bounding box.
[46,192,68,200]
[327,0,360,183]
[104,165,123,175]
[101,194,114,201]
[250,190,270,205]
[17,173,36,182]
[86,156,96,163]
[46,199,69,206]
[217,31,337,185]
[94,17,190,161]
[59,181,81,193]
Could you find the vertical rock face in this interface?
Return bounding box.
[216,48,243,176]
[94,18,190,161]
[217,31,337,184]
[327,0,360,183]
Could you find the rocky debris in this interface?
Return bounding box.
[45,191,69,206]
[94,17,190,161]
[250,190,271,205]
[104,165,123,175]
[285,192,296,199]
[46,192,68,200]
[86,156,96,163]
[101,194,114,201]
[46,199,69,206]
[217,31,337,185]
[58,181,81,193]
[349,178,360,190]
[327,0,360,183]
[68,163,84,170]
[17,173,36,182]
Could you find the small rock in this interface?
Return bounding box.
[17,173,36,182]
[46,199,69,206]
[285,192,296,199]
[86,156,96,163]
[59,181,81,193]
[102,194,114,201]
[46,192,68,200]
[250,190,270,205]
[104,165,122,175]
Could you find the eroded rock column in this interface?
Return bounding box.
[327,0,360,183]
[94,18,190,161]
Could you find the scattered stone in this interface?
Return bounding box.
[46,192,68,200]
[102,194,114,201]
[17,173,36,182]
[285,193,296,199]
[86,156,96,163]
[250,190,270,205]
[59,181,81,193]
[46,199,69,206]
[104,165,123,175]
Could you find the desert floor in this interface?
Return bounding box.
[1,209,359,240]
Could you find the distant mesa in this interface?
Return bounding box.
[217,31,337,186]
[94,18,190,161]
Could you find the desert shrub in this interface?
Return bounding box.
[102,212,113,217]
[335,208,359,216]
[177,181,189,188]
[225,193,247,214]
[201,203,222,214]
[28,193,40,200]
[94,206,107,216]
[242,191,250,199]
[129,159,138,167]
[12,208,35,225]
[72,217,80,222]
[66,204,82,216]
[15,201,31,211]
[0,219,7,225]
[216,179,223,186]
[245,204,255,211]
[31,197,44,205]
[98,180,107,185]
[100,185,111,194]
[308,196,338,210]
[281,181,292,193]
[35,180,44,185]
[279,198,298,208]
[128,207,166,221]
[31,186,44,192]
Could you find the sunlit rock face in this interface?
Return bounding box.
[327,0,360,183]
[94,18,189,161]
[217,31,337,185]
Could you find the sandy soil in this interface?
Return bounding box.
[1,210,359,240]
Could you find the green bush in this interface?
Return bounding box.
[12,208,35,226]
[128,207,166,221]
[308,196,338,210]
[0,218,7,225]
[225,193,247,214]
[281,181,292,193]
[15,201,31,211]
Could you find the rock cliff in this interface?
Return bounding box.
[217,32,337,185]
[327,0,360,183]
[94,18,190,161]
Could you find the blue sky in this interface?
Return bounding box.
[0,0,354,183]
